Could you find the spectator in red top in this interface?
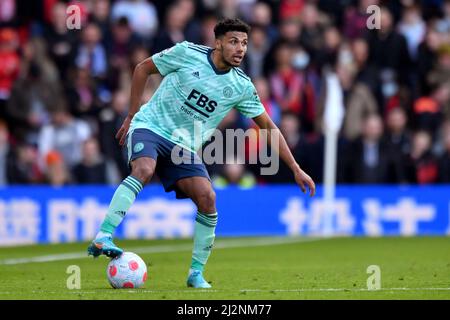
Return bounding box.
[253,77,281,126]
[414,82,450,132]
[343,0,380,40]
[280,0,305,21]
[269,43,302,114]
[243,78,281,166]
[270,42,316,130]
[405,130,438,184]
[0,28,20,121]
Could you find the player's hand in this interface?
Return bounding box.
[115,116,132,146]
[294,166,316,197]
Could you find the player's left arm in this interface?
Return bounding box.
[115,42,188,146]
[115,57,161,146]
[252,112,316,197]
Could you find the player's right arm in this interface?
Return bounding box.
[235,80,315,196]
[116,57,160,146]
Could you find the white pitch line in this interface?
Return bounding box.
[0,237,320,265]
[238,287,450,292]
[0,287,449,295]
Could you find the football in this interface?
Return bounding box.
[107,252,147,289]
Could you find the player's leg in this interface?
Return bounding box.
[176,177,217,288]
[88,157,156,258]
[88,128,158,258]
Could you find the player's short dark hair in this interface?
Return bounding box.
[214,18,251,38]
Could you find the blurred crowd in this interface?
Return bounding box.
[1,0,450,187]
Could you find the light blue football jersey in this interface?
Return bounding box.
[129,41,265,152]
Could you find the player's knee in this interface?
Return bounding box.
[131,164,154,184]
[195,189,216,213]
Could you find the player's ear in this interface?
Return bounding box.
[214,37,222,50]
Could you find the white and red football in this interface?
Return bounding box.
[106,252,147,289]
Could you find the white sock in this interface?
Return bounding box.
[95,230,112,240]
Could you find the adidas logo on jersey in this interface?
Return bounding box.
[192,71,200,79]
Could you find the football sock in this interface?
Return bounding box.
[190,211,218,273]
[95,230,111,240]
[97,176,143,239]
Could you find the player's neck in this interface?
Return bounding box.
[210,49,232,73]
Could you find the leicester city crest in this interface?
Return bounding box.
[223,86,233,98]
[133,142,144,153]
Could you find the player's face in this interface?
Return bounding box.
[218,31,248,67]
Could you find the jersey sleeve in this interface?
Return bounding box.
[235,82,266,118]
[151,41,189,76]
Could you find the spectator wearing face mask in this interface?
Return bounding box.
[269,43,316,131]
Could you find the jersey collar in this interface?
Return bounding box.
[207,49,231,75]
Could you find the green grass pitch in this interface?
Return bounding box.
[0,236,449,300]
